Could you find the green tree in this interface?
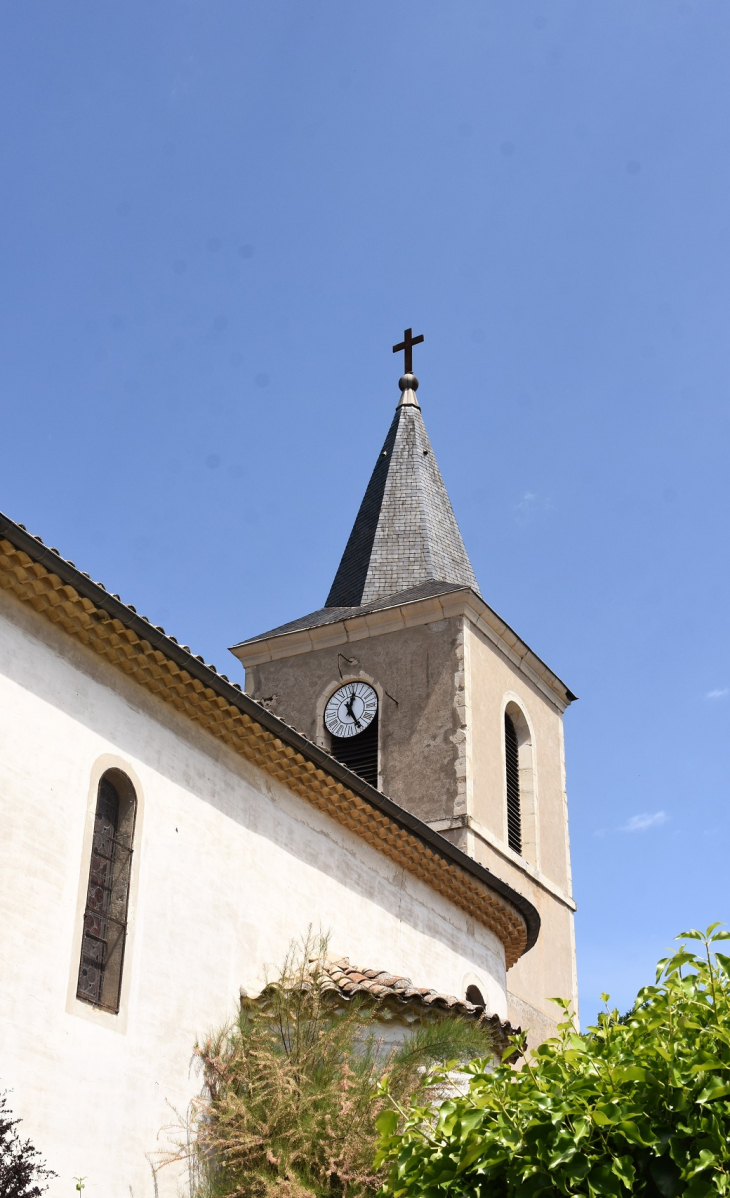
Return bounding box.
[0,1091,55,1198]
[376,925,730,1198]
[165,935,497,1198]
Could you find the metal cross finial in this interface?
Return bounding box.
[392,327,424,374]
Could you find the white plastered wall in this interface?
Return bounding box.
[0,589,507,1198]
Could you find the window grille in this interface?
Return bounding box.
[504,712,522,855]
[77,775,135,1013]
[330,712,379,788]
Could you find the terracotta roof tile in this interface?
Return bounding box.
[317,958,520,1055]
[0,508,542,972]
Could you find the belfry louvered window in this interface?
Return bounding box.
[77,772,136,1013]
[504,712,522,855]
[331,713,379,788]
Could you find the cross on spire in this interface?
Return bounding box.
[392,327,424,375]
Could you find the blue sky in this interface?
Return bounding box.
[1,1,728,1022]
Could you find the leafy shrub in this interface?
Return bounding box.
[168,936,497,1198]
[376,925,730,1198]
[0,1091,55,1198]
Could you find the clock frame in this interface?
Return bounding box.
[324,681,378,739]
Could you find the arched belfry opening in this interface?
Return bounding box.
[324,680,379,788]
[503,702,537,866]
[504,711,522,854]
[329,715,379,787]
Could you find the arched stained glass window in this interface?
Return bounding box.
[77,771,136,1013]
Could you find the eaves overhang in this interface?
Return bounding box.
[232,587,577,713]
[0,510,540,967]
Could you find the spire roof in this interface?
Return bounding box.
[325,373,479,608]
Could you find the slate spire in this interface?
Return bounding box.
[325,370,480,608]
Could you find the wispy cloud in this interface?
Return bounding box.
[705,688,729,700]
[514,491,537,524]
[619,811,669,833]
[513,490,556,525]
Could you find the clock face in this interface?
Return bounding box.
[324,681,378,739]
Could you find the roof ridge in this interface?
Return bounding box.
[416,415,439,584]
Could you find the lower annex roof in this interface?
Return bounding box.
[251,957,521,1058]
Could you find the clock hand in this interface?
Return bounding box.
[345,695,362,728]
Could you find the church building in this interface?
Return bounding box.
[0,332,577,1196]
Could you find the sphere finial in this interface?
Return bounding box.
[399,373,419,392]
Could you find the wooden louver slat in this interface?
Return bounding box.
[330,714,379,788]
[504,712,522,855]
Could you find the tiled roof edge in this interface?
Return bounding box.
[250,957,522,1057]
[0,509,540,956]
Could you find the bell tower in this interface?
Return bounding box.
[230,335,578,1044]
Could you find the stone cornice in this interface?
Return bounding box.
[428,816,577,912]
[233,589,576,713]
[0,513,539,969]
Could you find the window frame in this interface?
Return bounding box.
[68,758,143,1028]
[502,698,538,867]
[76,769,137,1013]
